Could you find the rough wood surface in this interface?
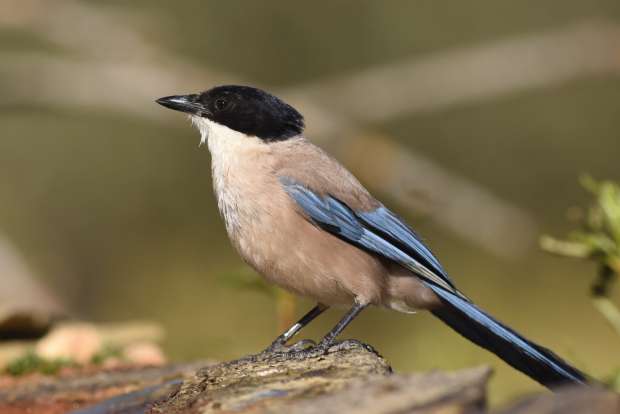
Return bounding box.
[0,362,208,413]
[150,341,489,414]
[1,340,618,414]
[495,385,620,414]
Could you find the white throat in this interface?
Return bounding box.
[190,115,212,146]
[189,115,269,234]
[190,116,254,155]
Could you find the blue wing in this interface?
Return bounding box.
[280,177,457,293]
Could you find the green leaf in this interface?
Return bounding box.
[539,235,593,258]
[598,182,620,244]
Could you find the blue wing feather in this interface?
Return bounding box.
[429,284,586,385]
[281,177,456,291]
[357,207,453,286]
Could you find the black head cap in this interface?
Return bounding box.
[156,85,304,141]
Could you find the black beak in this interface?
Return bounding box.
[155,94,205,115]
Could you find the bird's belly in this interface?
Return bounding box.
[229,207,387,306]
[233,229,357,305]
[216,185,440,310]
[213,166,387,306]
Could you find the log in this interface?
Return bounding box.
[496,385,620,414]
[0,362,207,414]
[2,340,616,414]
[149,341,490,414]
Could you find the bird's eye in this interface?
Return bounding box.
[214,98,228,111]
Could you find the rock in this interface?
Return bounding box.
[34,323,166,367]
[0,320,166,372]
[36,323,102,364]
[123,342,166,366]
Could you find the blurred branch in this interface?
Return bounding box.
[0,52,538,257]
[8,3,620,257]
[283,22,620,258]
[0,0,235,119]
[330,132,537,257]
[4,1,619,124]
[284,22,620,258]
[290,20,620,122]
[0,54,224,119]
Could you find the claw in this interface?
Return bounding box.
[287,339,317,352]
[255,338,377,363]
[263,339,317,355]
[323,338,368,352]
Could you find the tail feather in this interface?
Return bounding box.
[428,284,587,388]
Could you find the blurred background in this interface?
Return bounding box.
[1,0,619,404]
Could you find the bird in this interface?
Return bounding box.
[156,85,587,389]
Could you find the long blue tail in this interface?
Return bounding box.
[428,284,587,388]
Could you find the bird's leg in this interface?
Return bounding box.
[264,303,328,353]
[315,302,367,350]
[260,303,371,361]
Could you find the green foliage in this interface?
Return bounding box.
[5,352,74,376]
[541,176,620,389]
[5,344,130,376]
[608,368,620,391]
[540,176,620,271]
[91,344,124,365]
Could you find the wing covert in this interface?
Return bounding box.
[280,177,457,293]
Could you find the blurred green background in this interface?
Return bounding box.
[1,0,620,404]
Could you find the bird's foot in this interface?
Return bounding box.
[262,339,317,355]
[321,338,372,353]
[272,338,374,361]
[257,338,377,362]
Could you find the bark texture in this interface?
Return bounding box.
[149,341,489,414]
[1,341,618,414]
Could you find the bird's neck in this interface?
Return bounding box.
[193,118,273,235]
